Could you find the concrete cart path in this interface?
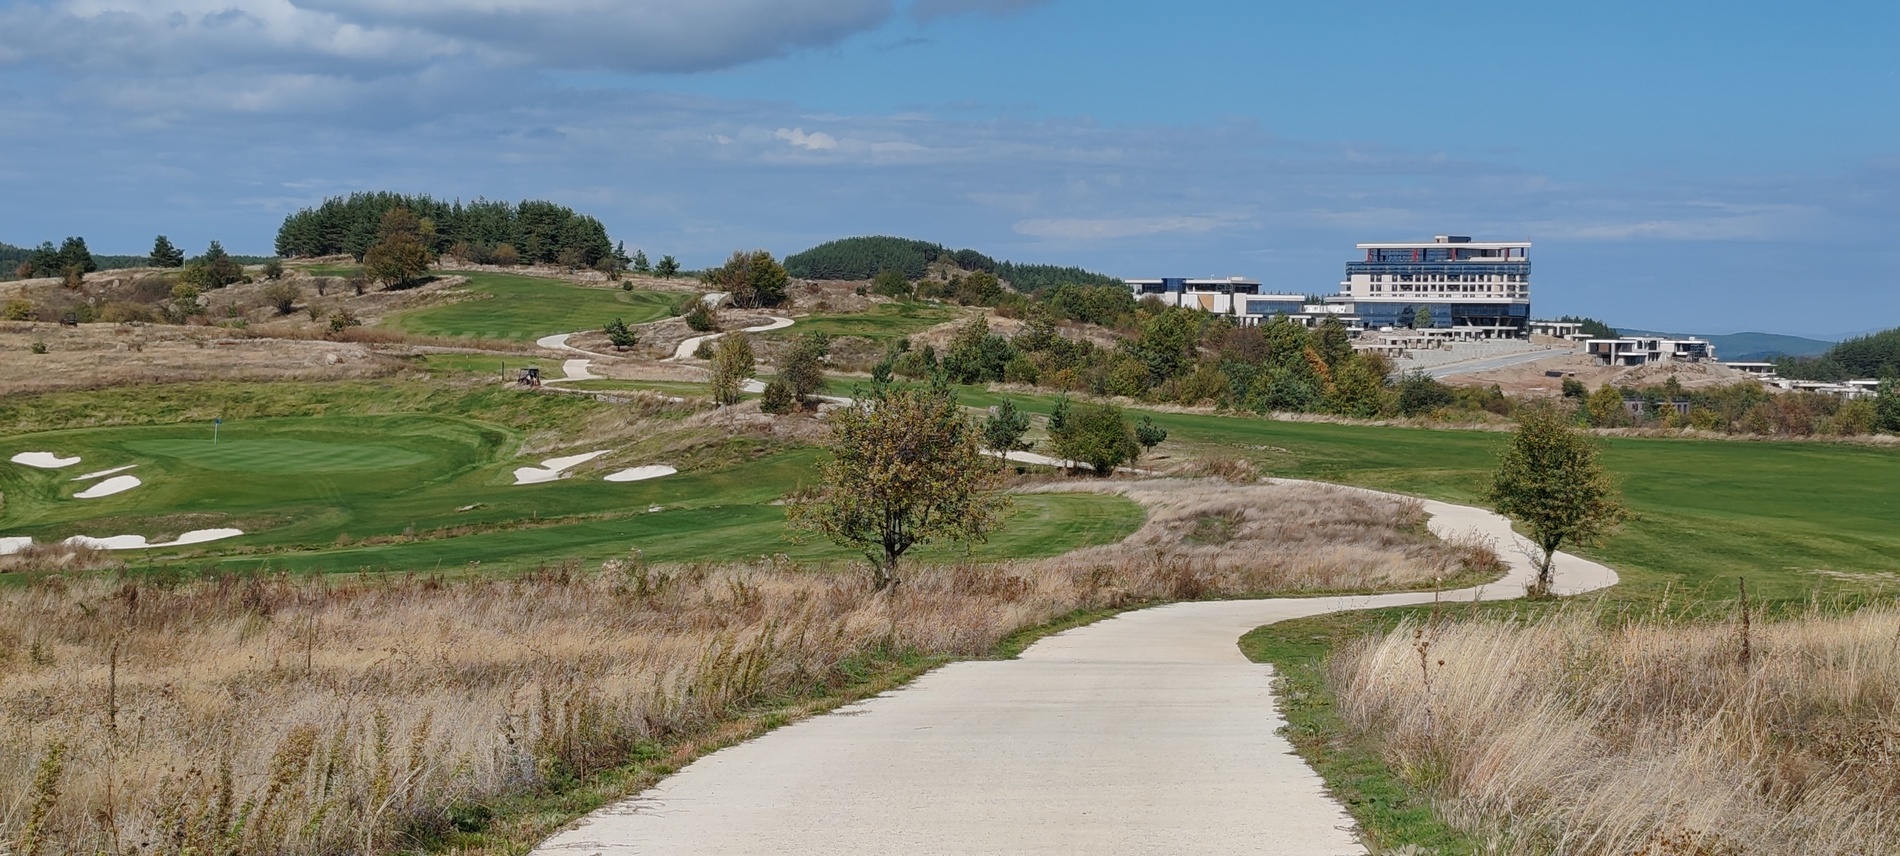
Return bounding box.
[669,314,796,361]
[532,487,1617,856]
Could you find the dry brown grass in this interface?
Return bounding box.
[1332,605,1900,855]
[1026,479,1501,595]
[0,478,1491,854]
[0,324,407,396]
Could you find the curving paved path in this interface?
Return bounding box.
[669,314,796,361]
[532,486,1616,855]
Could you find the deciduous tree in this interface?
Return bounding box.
[709,334,755,406]
[362,208,435,289]
[1486,405,1628,595]
[1049,400,1138,476]
[788,385,1006,590]
[779,332,829,406]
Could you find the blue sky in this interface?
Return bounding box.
[2,0,1895,337]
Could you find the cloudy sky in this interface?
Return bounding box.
[2,0,1896,337]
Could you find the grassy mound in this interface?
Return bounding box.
[382,271,674,341]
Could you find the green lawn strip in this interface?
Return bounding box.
[381,271,673,341]
[419,352,561,378]
[205,491,1143,574]
[1240,606,1496,854]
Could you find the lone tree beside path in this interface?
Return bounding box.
[788,385,1007,591]
[1487,405,1628,595]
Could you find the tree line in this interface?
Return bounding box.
[274,193,618,270]
[3,237,269,281]
[1773,327,1900,382]
[783,235,1122,294]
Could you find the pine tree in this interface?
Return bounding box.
[655,255,680,279]
[632,250,651,274]
[604,317,638,351]
[150,235,185,268]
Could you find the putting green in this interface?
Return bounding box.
[122,439,435,474]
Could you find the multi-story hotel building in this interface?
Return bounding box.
[1340,235,1531,338]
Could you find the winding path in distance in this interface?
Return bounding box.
[532,485,1617,856]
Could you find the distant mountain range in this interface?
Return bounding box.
[1618,329,1836,362]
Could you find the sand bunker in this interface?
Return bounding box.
[604,465,678,483]
[11,452,80,469]
[72,464,137,481]
[1,529,245,555]
[75,475,142,499]
[65,529,245,551]
[513,451,611,485]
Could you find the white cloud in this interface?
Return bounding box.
[0,0,894,81]
[912,0,1050,21]
[776,127,840,151]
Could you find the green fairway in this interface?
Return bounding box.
[827,383,1900,601]
[771,301,957,340]
[213,491,1142,574]
[383,271,674,341]
[0,384,1147,575]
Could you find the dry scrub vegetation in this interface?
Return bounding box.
[1334,605,1900,855]
[0,479,1494,854]
[1027,479,1505,594]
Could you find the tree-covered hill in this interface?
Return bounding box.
[275,193,615,268]
[783,235,1121,295]
[1774,327,1900,381]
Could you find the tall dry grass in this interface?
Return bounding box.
[1333,605,1900,855]
[0,479,1491,854]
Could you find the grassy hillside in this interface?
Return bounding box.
[783,235,1122,293]
[378,270,675,341]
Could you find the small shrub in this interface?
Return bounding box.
[261,258,285,280]
[3,298,34,321]
[30,341,48,354]
[262,282,299,315]
[760,378,795,414]
[694,337,717,359]
[621,281,633,291]
[683,301,717,333]
[328,310,361,333]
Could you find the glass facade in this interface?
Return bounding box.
[1355,301,1530,331]
[1245,299,1305,316]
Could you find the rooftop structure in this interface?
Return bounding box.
[1338,235,1532,338]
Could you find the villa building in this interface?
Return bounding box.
[1585,336,1715,366]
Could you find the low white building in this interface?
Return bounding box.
[1586,337,1714,366]
[1125,277,1360,329]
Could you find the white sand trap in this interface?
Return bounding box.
[72,464,137,481]
[75,475,142,499]
[63,528,245,551]
[11,452,80,469]
[605,465,678,483]
[0,537,33,556]
[513,450,611,485]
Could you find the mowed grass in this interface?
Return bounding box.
[771,301,957,340]
[382,271,674,341]
[215,491,1142,574]
[0,388,1145,574]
